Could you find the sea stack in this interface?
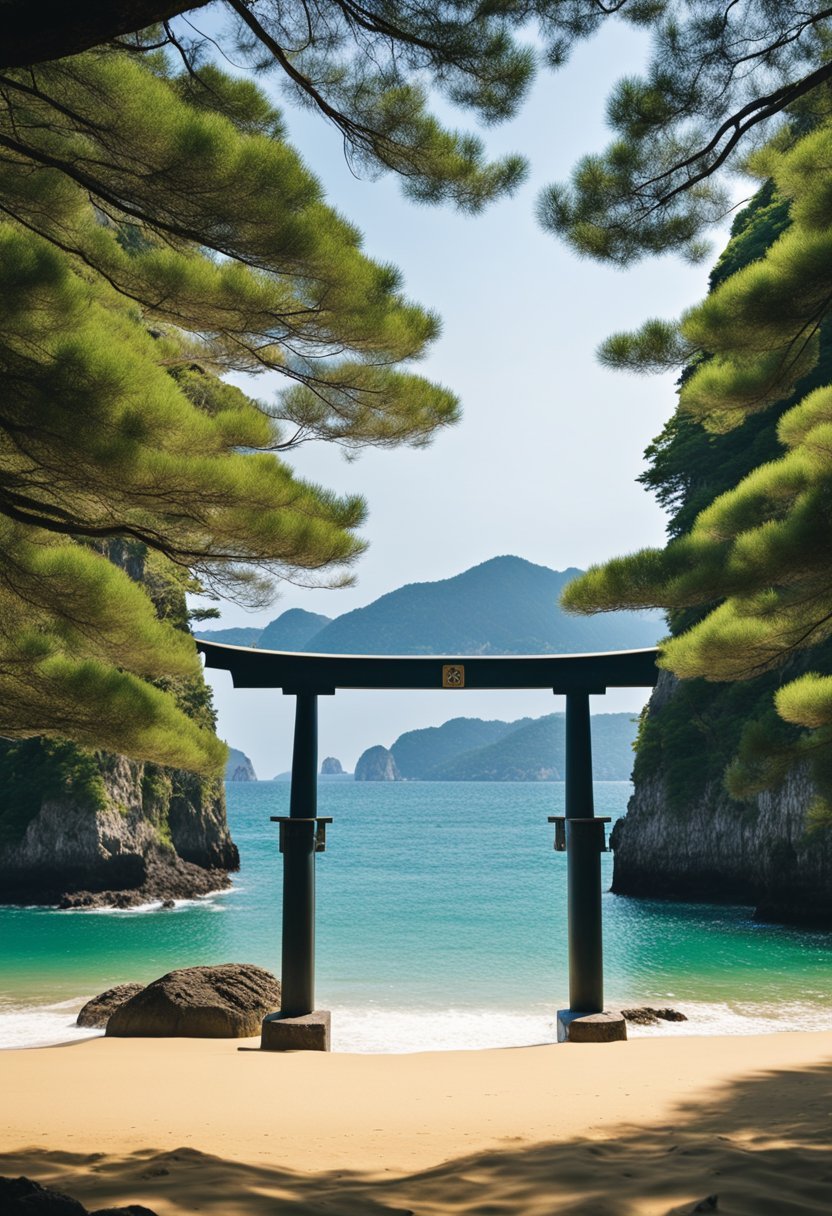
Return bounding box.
[354,745,401,781]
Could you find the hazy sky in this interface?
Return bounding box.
[201,18,734,776]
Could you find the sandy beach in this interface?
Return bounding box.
[1,1031,831,1214]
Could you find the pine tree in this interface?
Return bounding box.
[6,4,831,256]
[0,49,465,772]
[562,111,832,808]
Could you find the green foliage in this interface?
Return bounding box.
[5,2,832,262]
[565,118,832,802]
[537,4,832,262]
[0,46,468,772]
[141,765,172,815]
[0,739,107,846]
[632,673,809,811]
[708,183,792,292]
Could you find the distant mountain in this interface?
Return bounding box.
[258,609,332,651]
[198,609,330,651]
[201,626,262,647]
[226,747,256,782]
[391,717,523,778]
[305,556,661,655]
[198,556,661,657]
[381,711,638,781]
[272,768,353,781]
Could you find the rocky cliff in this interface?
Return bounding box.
[612,675,832,926]
[0,540,239,908]
[0,745,239,908]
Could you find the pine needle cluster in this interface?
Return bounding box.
[0,48,465,772]
[563,110,832,800]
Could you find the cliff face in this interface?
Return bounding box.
[0,749,239,907]
[0,539,240,909]
[613,676,832,926]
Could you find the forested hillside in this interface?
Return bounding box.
[391,717,520,777]
[630,187,832,811]
[378,711,638,782]
[199,556,661,655]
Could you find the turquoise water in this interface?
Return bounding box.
[1,781,831,1050]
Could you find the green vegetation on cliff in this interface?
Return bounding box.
[0,739,106,848]
[0,544,227,866]
[566,106,832,813]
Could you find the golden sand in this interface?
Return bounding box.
[1,1031,831,1214]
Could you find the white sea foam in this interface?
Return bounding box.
[68,891,231,915]
[0,997,102,1050]
[623,999,832,1039]
[328,999,832,1053]
[4,997,832,1052]
[331,1007,560,1053]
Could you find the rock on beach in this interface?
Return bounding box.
[105,963,281,1038]
[76,984,145,1029]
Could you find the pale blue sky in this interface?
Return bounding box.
[200,17,735,775]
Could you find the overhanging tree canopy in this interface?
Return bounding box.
[0,47,464,772]
[4,3,832,256]
[562,110,832,801]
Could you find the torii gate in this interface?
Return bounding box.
[198,641,659,1049]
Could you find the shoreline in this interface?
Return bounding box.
[2,1031,832,1214]
[4,989,832,1053]
[5,994,832,1054]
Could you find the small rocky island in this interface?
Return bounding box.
[226,747,256,782]
[321,756,344,775]
[355,745,401,781]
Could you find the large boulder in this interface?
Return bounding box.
[77,983,145,1028]
[106,963,281,1038]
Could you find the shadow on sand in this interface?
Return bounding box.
[2,1057,831,1216]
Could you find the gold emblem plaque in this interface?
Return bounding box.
[442,664,465,689]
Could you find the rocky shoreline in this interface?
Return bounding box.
[1,845,235,911]
[0,754,239,911]
[614,676,832,927]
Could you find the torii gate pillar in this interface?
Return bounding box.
[553,691,627,1044]
[262,691,332,1051]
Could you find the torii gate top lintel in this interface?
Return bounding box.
[196,639,660,694]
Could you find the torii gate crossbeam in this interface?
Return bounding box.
[198,641,659,1049]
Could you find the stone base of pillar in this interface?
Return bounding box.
[556,1009,627,1043]
[261,1010,331,1052]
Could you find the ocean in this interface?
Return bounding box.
[1,781,830,1051]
